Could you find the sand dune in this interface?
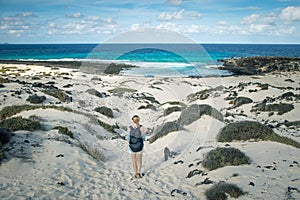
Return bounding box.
[0,63,299,199]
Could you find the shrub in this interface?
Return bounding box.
[53,126,74,138]
[26,94,46,104]
[0,105,73,120]
[138,104,156,111]
[178,104,223,126]
[98,119,118,133]
[43,89,70,102]
[205,182,245,200]
[86,89,106,98]
[218,121,300,149]
[0,77,9,83]
[108,87,137,94]
[95,106,113,118]
[149,121,181,143]
[0,116,41,131]
[164,106,182,116]
[80,142,105,161]
[217,121,273,142]
[202,147,250,170]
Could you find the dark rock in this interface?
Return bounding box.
[138,104,156,111]
[174,160,184,164]
[285,79,295,82]
[95,106,113,118]
[178,104,223,126]
[195,178,214,186]
[170,189,187,197]
[0,84,5,88]
[164,147,179,161]
[57,182,65,186]
[56,154,64,158]
[249,182,255,186]
[24,140,30,143]
[252,102,294,115]
[233,97,253,108]
[293,161,299,164]
[219,57,300,75]
[149,121,181,143]
[86,89,107,98]
[63,84,73,88]
[91,77,102,81]
[0,128,11,144]
[188,164,194,168]
[26,94,46,104]
[284,120,300,128]
[186,169,203,178]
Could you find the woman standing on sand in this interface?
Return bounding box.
[126,115,148,178]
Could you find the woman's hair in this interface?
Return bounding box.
[132,115,139,120]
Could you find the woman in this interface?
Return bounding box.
[126,115,148,178]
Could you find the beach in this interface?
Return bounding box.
[0,60,300,199]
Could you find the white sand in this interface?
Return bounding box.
[0,64,299,199]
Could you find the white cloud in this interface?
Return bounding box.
[18,12,35,17]
[166,0,183,6]
[188,12,202,19]
[218,20,227,26]
[157,9,184,21]
[240,14,260,25]
[280,6,300,21]
[87,16,100,21]
[65,12,84,18]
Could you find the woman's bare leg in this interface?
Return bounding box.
[137,153,142,176]
[131,153,138,174]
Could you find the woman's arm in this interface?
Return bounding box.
[125,126,130,142]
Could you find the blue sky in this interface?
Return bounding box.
[0,0,300,43]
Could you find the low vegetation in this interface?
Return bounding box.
[42,89,70,102]
[0,116,41,131]
[80,142,105,162]
[53,126,74,138]
[108,87,137,94]
[217,121,300,149]
[0,105,73,120]
[95,106,114,118]
[205,182,245,200]
[252,102,294,115]
[202,147,250,170]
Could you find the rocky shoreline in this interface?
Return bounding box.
[1,56,300,77]
[218,56,300,75]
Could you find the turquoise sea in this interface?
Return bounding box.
[0,44,299,77]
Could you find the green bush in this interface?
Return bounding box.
[205,182,245,200]
[43,89,70,102]
[98,119,118,133]
[202,147,250,170]
[53,126,74,138]
[80,142,105,161]
[218,121,300,149]
[108,87,137,94]
[95,106,113,118]
[0,116,41,131]
[164,106,182,116]
[218,121,274,142]
[0,105,73,120]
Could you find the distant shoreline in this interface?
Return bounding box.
[1,56,300,76]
